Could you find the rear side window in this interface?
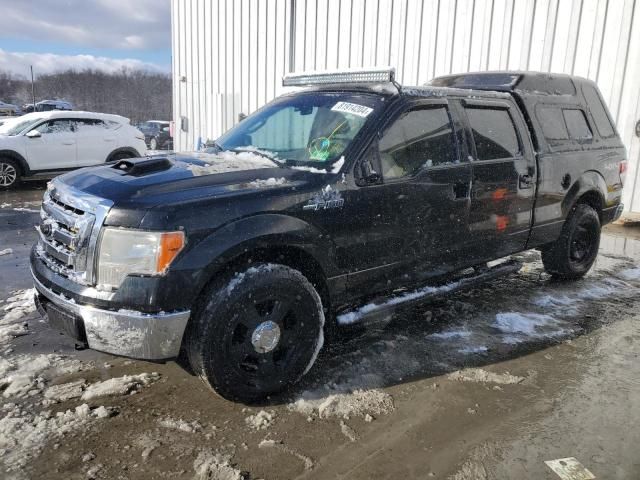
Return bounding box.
[378,106,456,179]
[537,106,569,140]
[465,107,520,160]
[583,85,615,137]
[563,109,592,140]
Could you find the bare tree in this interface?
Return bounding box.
[0,68,171,123]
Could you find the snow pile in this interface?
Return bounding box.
[448,368,524,385]
[339,420,358,442]
[290,387,394,418]
[0,402,108,472]
[0,354,87,399]
[493,312,569,344]
[158,417,202,433]
[183,150,277,177]
[193,450,245,480]
[81,372,160,400]
[244,410,275,430]
[0,248,12,256]
[43,379,87,402]
[618,267,640,281]
[246,177,289,188]
[0,289,36,344]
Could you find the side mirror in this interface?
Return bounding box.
[26,130,41,138]
[359,158,381,184]
[238,112,247,122]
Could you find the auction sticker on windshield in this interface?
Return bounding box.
[331,101,373,117]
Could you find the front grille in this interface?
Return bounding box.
[37,193,96,284]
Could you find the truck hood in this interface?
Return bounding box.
[56,151,336,212]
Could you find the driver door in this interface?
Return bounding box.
[24,119,77,170]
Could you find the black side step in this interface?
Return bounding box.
[336,259,522,326]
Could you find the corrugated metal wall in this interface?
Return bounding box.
[171,0,640,212]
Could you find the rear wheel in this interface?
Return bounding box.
[186,263,325,402]
[0,158,20,189]
[149,137,157,150]
[542,204,601,279]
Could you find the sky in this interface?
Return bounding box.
[0,0,171,77]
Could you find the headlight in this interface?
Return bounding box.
[97,228,185,289]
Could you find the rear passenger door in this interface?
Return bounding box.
[460,100,536,260]
[75,119,117,166]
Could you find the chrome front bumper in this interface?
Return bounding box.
[33,273,191,360]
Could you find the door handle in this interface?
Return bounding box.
[62,141,75,145]
[519,174,534,189]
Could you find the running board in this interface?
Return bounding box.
[336,259,522,326]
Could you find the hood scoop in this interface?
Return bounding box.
[112,157,173,176]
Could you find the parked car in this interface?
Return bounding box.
[22,99,74,114]
[30,68,626,402]
[0,101,21,116]
[0,110,146,188]
[139,120,172,150]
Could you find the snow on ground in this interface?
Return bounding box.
[0,248,12,256]
[193,450,246,480]
[290,386,394,419]
[0,289,35,345]
[0,402,109,473]
[244,410,276,430]
[158,417,202,433]
[43,379,87,402]
[0,354,87,399]
[448,368,525,385]
[81,372,160,400]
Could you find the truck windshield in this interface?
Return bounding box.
[214,92,383,166]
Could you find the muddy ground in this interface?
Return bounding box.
[1,183,639,480]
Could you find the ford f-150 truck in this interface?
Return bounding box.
[31,68,627,401]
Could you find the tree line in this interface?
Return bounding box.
[0,69,171,123]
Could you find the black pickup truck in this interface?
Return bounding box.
[31,69,626,401]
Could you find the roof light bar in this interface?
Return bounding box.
[283,67,396,87]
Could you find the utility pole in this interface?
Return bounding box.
[30,65,36,110]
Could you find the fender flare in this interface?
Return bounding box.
[106,147,141,162]
[0,150,30,176]
[177,213,339,298]
[561,170,607,217]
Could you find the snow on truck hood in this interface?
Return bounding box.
[55,150,335,209]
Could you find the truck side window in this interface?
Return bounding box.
[582,85,615,138]
[378,106,456,179]
[465,107,520,160]
[563,109,592,140]
[537,106,569,140]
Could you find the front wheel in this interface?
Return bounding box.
[149,137,157,150]
[0,158,20,189]
[186,263,325,402]
[541,204,601,279]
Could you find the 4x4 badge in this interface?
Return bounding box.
[303,185,344,211]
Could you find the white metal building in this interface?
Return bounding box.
[171,0,640,212]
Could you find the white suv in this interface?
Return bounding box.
[0,111,147,188]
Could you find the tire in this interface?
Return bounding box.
[149,137,157,150]
[541,204,601,279]
[186,263,325,402]
[0,158,20,189]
